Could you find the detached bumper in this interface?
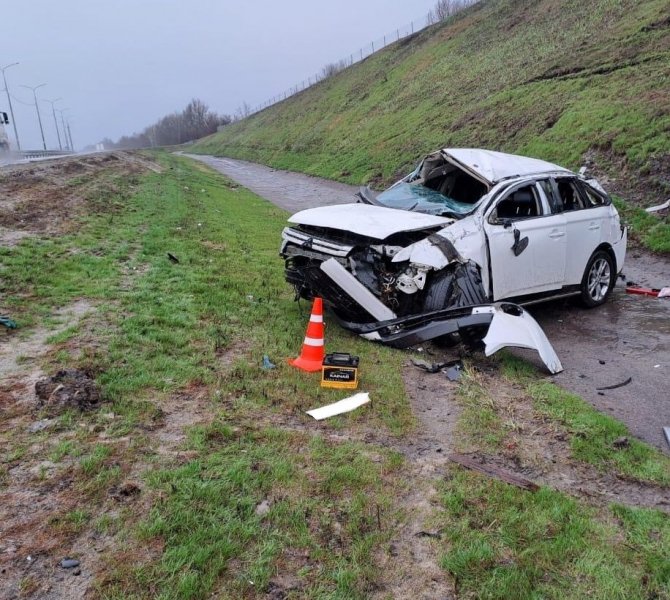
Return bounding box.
[316,256,563,374]
[334,303,563,374]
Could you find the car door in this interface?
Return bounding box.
[484,181,567,300]
[553,177,610,285]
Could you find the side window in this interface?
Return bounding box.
[538,179,561,214]
[555,178,587,212]
[577,181,608,207]
[492,184,543,221]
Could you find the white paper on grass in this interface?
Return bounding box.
[306,392,370,420]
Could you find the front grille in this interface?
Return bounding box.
[281,227,353,258]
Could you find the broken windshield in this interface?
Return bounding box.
[376,182,475,218]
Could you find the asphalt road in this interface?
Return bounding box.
[185,153,670,452]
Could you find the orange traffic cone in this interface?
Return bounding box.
[290,297,325,372]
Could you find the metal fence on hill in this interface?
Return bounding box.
[248,13,432,116]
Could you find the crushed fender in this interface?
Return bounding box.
[306,392,370,420]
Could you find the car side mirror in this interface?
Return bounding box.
[511,227,529,256]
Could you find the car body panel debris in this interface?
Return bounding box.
[596,376,632,391]
[448,453,540,491]
[626,286,663,297]
[306,392,370,420]
[444,360,464,381]
[60,559,80,569]
[1,316,18,329]
[482,304,563,374]
[664,427,670,449]
[645,199,670,213]
[281,148,626,359]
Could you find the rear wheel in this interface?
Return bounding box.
[580,250,615,307]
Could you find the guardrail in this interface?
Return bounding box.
[19,150,75,159]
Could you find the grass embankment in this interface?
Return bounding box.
[192,0,670,252]
[1,153,668,598]
[438,354,670,599]
[1,153,409,598]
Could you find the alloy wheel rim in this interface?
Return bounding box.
[587,257,611,302]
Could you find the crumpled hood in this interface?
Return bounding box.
[288,203,452,239]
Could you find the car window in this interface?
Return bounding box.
[577,181,609,207]
[491,184,543,221]
[538,179,561,214]
[555,178,587,212]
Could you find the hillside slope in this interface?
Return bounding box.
[193,0,669,206]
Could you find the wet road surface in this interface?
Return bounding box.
[186,153,670,452]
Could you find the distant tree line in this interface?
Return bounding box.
[426,0,479,25]
[99,98,231,150]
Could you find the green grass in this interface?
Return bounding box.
[613,196,670,253]
[3,151,668,598]
[1,152,411,597]
[501,354,670,485]
[438,470,670,599]
[105,425,402,599]
[191,0,670,253]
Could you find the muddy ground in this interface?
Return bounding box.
[1,152,668,599]
[186,153,670,452]
[0,153,162,600]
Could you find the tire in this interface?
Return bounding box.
[423,261,486,312]
[422,262,487,347]
[580,249,615,307]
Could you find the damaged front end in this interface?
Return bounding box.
[281,204,462,322]
[280,204,562,374]
[282,215,484,321]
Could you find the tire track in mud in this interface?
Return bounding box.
[185,153,670,452]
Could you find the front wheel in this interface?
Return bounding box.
[580,250,615,307]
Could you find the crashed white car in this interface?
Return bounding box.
[280,149,627,372]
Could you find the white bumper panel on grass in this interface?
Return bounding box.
[482,306,563,374]
[306,392,371,420]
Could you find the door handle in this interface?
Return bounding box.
[549,231,565,239]
[588,223,600,231]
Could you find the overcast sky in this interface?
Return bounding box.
[2,0,437,150]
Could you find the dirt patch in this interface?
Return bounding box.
[153,381,213,456]
[371,459,454,600]
[456,371,670,512]
[369,354,462,599]
[0,151,159,246]
[0,300,93,380]
[35,369,102,415]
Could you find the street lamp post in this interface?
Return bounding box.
[1,62,21,150]
[20,83,47,151]
[44,98,62,151]
[66,121,74,152]
[57,109,69,150]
